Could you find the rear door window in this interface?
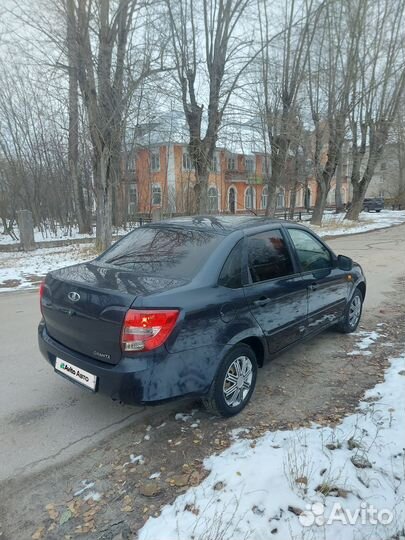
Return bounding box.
[98,227,223,279]
[247,229,294,283]
[288,228,332,272]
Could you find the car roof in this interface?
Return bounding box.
[147,215,303,235]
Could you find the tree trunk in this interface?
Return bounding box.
[94,150,113,251]
[193,159,209,214]
[95,184,113,251]
[266,133,288,217]
[344,146,363,220]
[311,181,328,225]
[288,181,299,220]
[67,0,91,234]
[265,180,277,217]
[345,181,366,220]
[345,124,389,221]
[197,175,208,214]
[335,148,344,213]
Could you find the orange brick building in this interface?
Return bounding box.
[123,143,351,217]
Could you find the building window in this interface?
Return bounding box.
[261,186,268,209]
[245,186,255,210]
[210,155,219,173]
[151,184,162,205]
[228,156,236,170]
[245,157,255,173]
[128,184,137,215]
[276,190,285,209]
[150,151,160,172]
[183,152,193,171]
[208,187,219,213]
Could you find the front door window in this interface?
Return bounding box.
[288,228,332,272]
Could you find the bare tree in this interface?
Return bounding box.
[345,0,405,220]
[257,0,322,216]
[392,98,405,206]
[165,0,258,213]
[0,65,79,233]
[58,0,167,249]
[308,0,363,225]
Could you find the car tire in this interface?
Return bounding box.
[365,207,369,212]
[202,344,258,417]
[337,288,363,334]
[376,209,381,213]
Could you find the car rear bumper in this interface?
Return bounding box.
[38,322,220,405]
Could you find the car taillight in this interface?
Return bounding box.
[39,280,45,314]
[121,309,180,352]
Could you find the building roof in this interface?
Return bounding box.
[132,110,268,155]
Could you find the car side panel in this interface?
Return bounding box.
[243,275,308,353]
[283,226,350,333]
[299,268,349,332]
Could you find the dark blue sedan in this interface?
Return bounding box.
[38,216,366,417]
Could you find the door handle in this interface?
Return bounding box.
[254,296,271,307]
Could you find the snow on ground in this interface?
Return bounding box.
[308,209,405,238]
[139,348,405,540]
[0,243,94,292]
[0,224,130,245]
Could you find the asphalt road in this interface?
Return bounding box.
[0,223,404,483]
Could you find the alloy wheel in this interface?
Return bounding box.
[349,295,362,327]
[223,355,253,407]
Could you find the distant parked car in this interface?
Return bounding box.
[363,197,384,212]
[39,216,366,417]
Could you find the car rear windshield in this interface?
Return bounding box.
[98,226,223,279]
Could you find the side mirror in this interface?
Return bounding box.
[337,254,353,271]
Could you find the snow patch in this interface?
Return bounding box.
[309,209,405,238]
[73,480,95,497]
[83,491,102,502]
[348,330,381,356]
[130,454,145,465]
[139,353,405,540]
[0,224,129,245]
[0,244,94,292]
[175,413,192,422]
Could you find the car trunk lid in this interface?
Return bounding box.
[41,261,185,365]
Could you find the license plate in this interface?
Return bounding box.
[55,358,97,391]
